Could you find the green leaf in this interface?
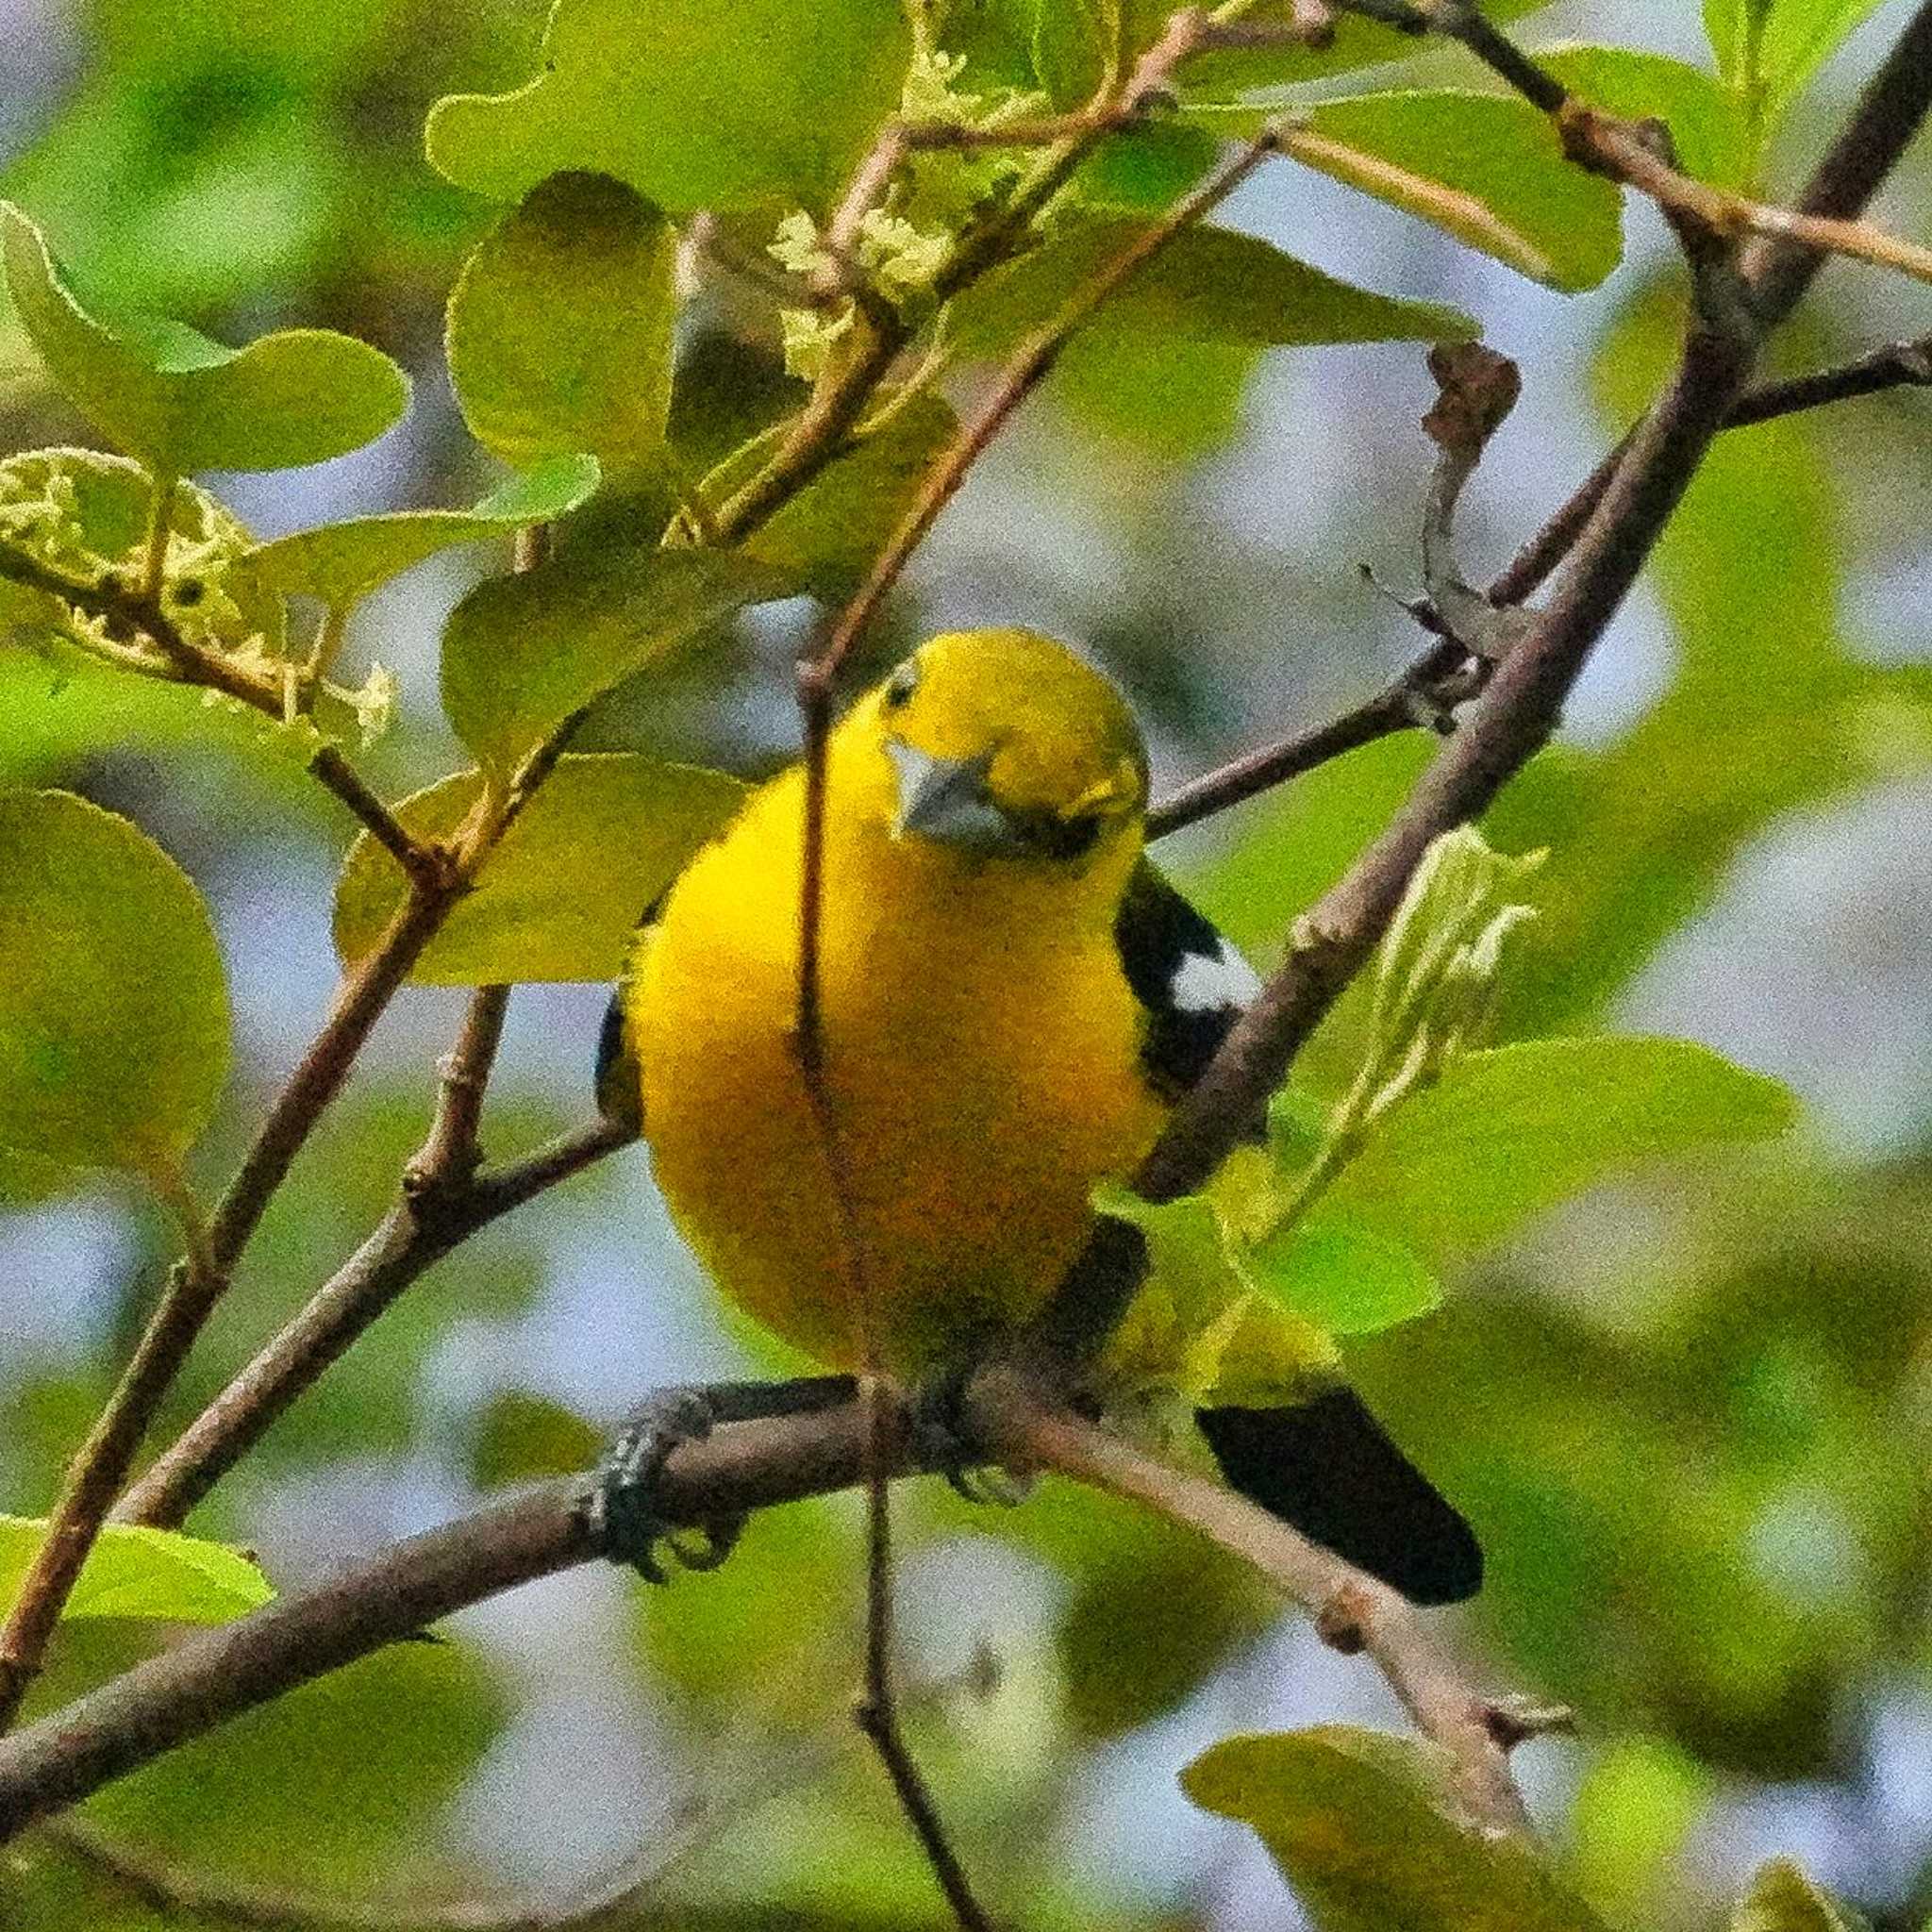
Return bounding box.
[0,1516,272,1624]
[446,173,675,478]
[1731,1857,1862,1932]
[1705,0,1885,119]
[425,0,911,215]
[1705,0,1772,87]
[950,217,1474,359]
[0,790,229,1177]
[237,455,600,610]
[1096,1184,1339,1404]
[466,1390,605,1489]
[1324,1036,1799,1268]
[1248,1216,1442,1337]
[332,753,747,982]
[1,202,408,475]
[1572,1737,1715,1925]
[1183,1727,1612,1932]
[88,1634,506,1890]
[702,388,960,595]
[1193,92,1623,291]
[1071,122,1219,211]
[1539,44,1751,188]
[440,544,784,779]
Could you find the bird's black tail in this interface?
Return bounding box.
[1196,1390,1482,1607]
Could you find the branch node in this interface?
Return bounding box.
[1482,1695,1576,1750]
[1314,1587,1371,1654]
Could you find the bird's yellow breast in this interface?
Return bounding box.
[629,761,1165,1377]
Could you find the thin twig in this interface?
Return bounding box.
[1153,331,1932,837]
[117,1114,633,1529]
[1498,335,1932,608]
[0,1200,224,1735]
[0,540,433,882]
[813,130,1283,700]
[970,1373,1538,1834]
[709,4,1277,548]
[788,129,1284,1932]
[1144,641,1470,840]
[405,986,512,1198]
[1333,0,1932,300]
[852,1385,991,1932]
[0,884,463,1727]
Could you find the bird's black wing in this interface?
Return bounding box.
[1114,858,1483,1605]
[1112,858,1263,1104]
[592,890,667,1132]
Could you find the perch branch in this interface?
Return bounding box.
[0,1381,1530,1855]
[972,1372,1545,1835]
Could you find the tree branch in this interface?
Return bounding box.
[1493,335,1932,608]
[0,881,468,1729]
[1332,0,1932,299]
[0,1379,1533,1854]
[969,1372,1546,1836]
[117,1114,633,1530]
[0,539,434,885]
[1150,332,1932,841]
[0,1401,903,1844]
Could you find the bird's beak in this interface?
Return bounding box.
[887,740,1020,855]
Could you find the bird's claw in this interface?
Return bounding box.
[579,1388,746,1583]
[911,1369,1034,1509]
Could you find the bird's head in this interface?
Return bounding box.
[845,629,1149,871]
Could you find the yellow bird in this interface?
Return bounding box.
[591,629,1478,1604]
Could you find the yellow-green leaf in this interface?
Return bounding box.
[1192,92,1624,291]
[950,218,1474,359]
[0,790,229,1177]
[1248,1216,1442,1337]
[332,753,746,982]
[439,544,785,779]
[1540,44,1750,188]
[2,203,408,475]
[237,454,600,610]
[702,389,961,596]
[425,0,911,215]
[1324,1036,1799,1268]
[1731,1857,1862,1932]
[0,1515,271,1624]
[1183,1727,1612,1932]
[446,173,675,478]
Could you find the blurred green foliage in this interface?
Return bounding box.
[2,0,1930,1927]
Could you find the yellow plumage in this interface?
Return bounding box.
[626,629,1164,1375]
[608,629,1483,1607]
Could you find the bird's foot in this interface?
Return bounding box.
[580,1387,741,1583]
[578,1375,858,1582]
[911,1365,1034,1509]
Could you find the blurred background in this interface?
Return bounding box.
[4,0,1932,1924]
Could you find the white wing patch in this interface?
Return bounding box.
[1168,937,1264,1014]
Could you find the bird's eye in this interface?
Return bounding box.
[1033,812,1103,861]
[882,662,919,710]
